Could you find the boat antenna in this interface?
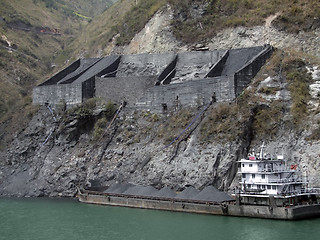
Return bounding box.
[260,142,265,159]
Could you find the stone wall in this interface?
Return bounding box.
[32,83,82,105]
[95,76,157,107]
[82,78,95,101]
[135,76,235,112]
[33,46,272,108]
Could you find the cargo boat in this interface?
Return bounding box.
[77,145,320,220]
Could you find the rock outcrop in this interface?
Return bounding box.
[1,5,320,197]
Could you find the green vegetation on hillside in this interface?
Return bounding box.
[115,0,167,45]
[156,109,193,144]
[0,0,114,148]
[70,0,167,57]
[33,0,117,18]
[168,0,320,43]
[1,0,319,149]
[283,57,312,125]
[71,0,319,57]
[201,49,318,143]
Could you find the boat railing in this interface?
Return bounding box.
[242,178,304,184]
[233,187,320,196]
[258,168,296,173]
[282,188,320,195]
[267,178,304,184]
[239,169,296,174]
[307,188,320,194]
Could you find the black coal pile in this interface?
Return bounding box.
[103,183,135,194]
[175,187,200,199]
[123,185,158,197]
[153,187,177,198]
[192,186,233,202]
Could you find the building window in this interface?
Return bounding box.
[262,174,265,179]
[249,164,253,167]
[252,174,255,178]
[242,173,246,178]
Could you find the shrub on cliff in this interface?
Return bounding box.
[282,56,312,125]
[92,118,108,141]
[104,101,117,120]
[68,98,96,119]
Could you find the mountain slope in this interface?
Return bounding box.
[0,0,117,148]
[0,0,320,197]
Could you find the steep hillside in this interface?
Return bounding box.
[69,0,168,58]
[68,0,320,57]
[0,0,117,149]
[0,0,320,197]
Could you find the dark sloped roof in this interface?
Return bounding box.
[72,55,120,84]
[193,186,233,202]
[57,58,100,84]
[221,46,264,76]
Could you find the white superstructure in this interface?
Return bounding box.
[238,146,306,196]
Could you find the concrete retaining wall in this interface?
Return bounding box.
[136,76,235,112]
[95,76,157,107]
[82,78,95,101]
[33,83,82,105]
[33,46,273,108]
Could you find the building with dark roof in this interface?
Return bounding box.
[33,45,273,112]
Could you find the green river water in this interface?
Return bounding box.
[0,198,319,240]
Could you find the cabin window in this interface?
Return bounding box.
[267,185,271,189]
[242,164,245,167]
[242,173,246,178]
[247,184,251,188]
[252,174,255,179]
[262,174,265,179]
[257,185,261,189]
[262,185,266,189]
[249,164,253,167]
[272,186,276,190]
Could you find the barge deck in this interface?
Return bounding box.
[77,189,320,220]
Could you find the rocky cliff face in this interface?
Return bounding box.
[0,102,249,197]
[1,5,320,197]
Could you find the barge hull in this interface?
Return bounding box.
[77,193,320,220]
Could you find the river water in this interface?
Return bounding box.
[0,198,319,240]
